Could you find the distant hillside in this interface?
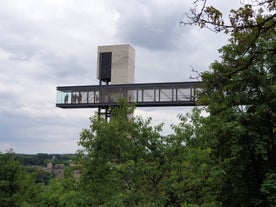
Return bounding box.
[14,153,75,166]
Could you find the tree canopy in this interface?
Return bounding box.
[183,0,276,206]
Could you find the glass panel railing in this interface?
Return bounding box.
[127,90,136,102]
[143,89,155,102]
[160,89,172,101]
[177,88,192,101]
[56,90,71,104]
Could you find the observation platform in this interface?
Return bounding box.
[56,81,202,109]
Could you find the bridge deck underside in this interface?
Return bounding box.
[56,82,202,108]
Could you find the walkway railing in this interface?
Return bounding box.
[56,81,202,108]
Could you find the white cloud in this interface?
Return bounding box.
[113,0,189,50]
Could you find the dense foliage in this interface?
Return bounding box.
[184,0,275,206]
[77,102,213,206]
[0,152,22,207]
[0,0,275,206]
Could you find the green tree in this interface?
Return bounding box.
[27,165,81,207]
[0,151,22,207]
[16,172,45,207]
[38,178,80,207]
[183,0,275,206]
[78,101,206,206]
[169,110,222,207]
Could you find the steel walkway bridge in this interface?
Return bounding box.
[56,81,202,109]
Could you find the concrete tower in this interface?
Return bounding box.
[97,44,135,84]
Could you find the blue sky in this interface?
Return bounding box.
[0,0,241,154]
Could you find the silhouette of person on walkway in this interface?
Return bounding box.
[64,94,69,104]
[72,93,77,104]
[78,92,82,103]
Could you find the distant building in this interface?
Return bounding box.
[44,163,65,178]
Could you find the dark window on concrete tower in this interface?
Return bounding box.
[99,52,112,82]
